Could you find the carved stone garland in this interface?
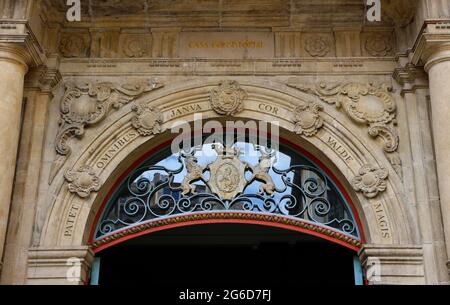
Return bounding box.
[50,80,164,183]
[287,82,401,176]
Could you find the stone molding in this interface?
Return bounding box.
[412,22,450,68]
[54,28,395,60]
[359,244,425,285]
[24,66,62,93]
[392,63,428,96]
[27,246,94,285]
[0,20,45,67]
[0,43,32,71]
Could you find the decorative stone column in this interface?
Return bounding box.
[422,44,450,277]
[0,43,29,273]
[27,246,94,285]
[359,245,425,285]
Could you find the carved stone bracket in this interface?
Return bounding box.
[65,166,101,198]
[351,164,389,198]
[292,101,324,137]
[209,80,247,115]
[131,103,163,136]
[50,80,164,183]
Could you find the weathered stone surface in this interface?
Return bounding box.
[2,0,450,286]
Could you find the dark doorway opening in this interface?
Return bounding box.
[97,223,357,285]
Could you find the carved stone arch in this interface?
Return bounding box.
[37,79,417,253]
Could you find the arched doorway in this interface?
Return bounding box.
[96,223,359,285]
[89,136,365,285]
[29,80,421,285]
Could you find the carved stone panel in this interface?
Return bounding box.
[304,35,332,57]
[59,32,90,58]
[120,33,152,58]
[363,33,394,57]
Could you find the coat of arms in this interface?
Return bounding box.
[181,144,276,200]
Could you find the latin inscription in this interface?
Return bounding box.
[258,103,279,115]
[373,202,391,239]
[168,104,203,120]
[188,40,264,49]
[179,32,274,59]
[64,204,80,237]
[96,131,138,169]
[326,136,354,163]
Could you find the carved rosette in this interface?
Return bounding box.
[131,103,163,136]
[65,166,101,198]
[292,102,324,137]
[122,34,150,58]
[210,81,247,115]
[304,36,331,57]
[365,34,393,57]
[351,165,389,198]
[59,34,88,58]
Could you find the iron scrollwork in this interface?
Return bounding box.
[95,144,359,240]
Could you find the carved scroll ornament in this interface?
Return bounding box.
[50,80,163,183]
[287,82,399,153]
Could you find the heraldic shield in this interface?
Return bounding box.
[207,144,247,200]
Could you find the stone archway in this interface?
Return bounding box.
[27,79,424,284]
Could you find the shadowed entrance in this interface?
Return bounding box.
[96,223,357,285]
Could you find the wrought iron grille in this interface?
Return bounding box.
[94,142,360,240]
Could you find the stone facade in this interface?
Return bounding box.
[0,0,449,285]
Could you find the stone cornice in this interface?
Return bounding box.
[392,63,428,96]
[0,19,46,67]
[411,21,450,68]
[24,65,62,93]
